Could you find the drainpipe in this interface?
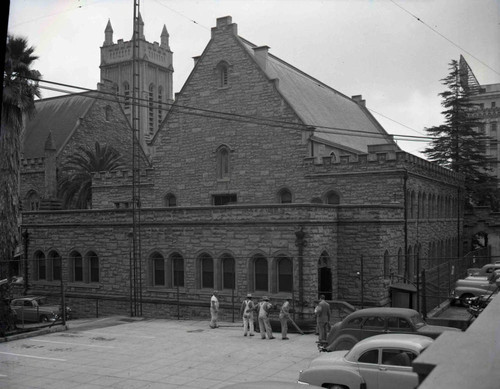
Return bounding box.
[295,227,307,315]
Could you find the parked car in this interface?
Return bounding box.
[298,334,433,389]
[450,271,500,306]
[467,263,500,278]
[10,296,71,323]
[321,307,459,352]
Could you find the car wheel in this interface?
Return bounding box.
[39,315,49,323]
[330,335,357,351]
[460,294,474,307]
[325,384,349,389]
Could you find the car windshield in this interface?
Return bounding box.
[410,313,426,329]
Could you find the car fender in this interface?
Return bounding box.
[329,334,359,351]
[454,285,496,298]
[299,365,364,388]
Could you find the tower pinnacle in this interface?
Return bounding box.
[104,19,113,46]
[161,24,170,49]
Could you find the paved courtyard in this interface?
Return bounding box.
[0,317,319,388]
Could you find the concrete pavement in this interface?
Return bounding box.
[0,317,320,388]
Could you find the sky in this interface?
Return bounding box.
[6,0,500,158]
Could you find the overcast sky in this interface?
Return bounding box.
[7,0,500,157]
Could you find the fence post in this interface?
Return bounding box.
[232,288,235,323]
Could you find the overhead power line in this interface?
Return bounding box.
[390,0,500,77]
[33,75,436,143]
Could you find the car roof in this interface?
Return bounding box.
[12,296,44,301]
[346,334,433,361]
[344,307,419,319]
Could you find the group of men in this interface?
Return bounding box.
[209,291,331,343]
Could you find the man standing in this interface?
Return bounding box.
[210,290,219,329]
[257,296,274,339]
[316,294,331,342]
[279,297,290,340]
[240,293,255,336]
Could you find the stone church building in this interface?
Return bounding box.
[19,16,463,320]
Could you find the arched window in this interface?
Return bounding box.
[383,250,390,278]
[199,253,214,289]
[34,251,46,280]
[171,253,184,287]
[217,146,230,179]
[219,64,228,87]
[221,254,235,290]
[157,86,163,126]
[164,193,177,207]
[151,252,165,286]
[87,251,100,283]
[70,251,83,282]
[330,151,337,162]
[278,188,292,204]
[148,83,155,135]
[123,82,130,110]
[26,190,40,211]
[325,190,340,205]
[254,255,268,291]
[49,251,62,281]
[277,256,293,292]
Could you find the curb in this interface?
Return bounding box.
[0,324,68,343]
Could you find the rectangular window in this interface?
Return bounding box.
[492,102,496,108]
[213,194,237,206]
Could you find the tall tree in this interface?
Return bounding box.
[58,142,124,209]
[1,36,41,278]
[424,59,497,207]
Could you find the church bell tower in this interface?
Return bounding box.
[99,15,174,150]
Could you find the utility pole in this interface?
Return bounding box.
[131,0,142,317]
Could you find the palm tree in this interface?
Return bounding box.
[58,142,124,209]
[1,36,41,278]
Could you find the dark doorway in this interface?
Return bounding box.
[318,252,332,300]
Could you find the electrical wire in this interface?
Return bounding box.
[32,75,436,142]
[390,0,500,77]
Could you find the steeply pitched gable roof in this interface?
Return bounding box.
[238,37,397,153]
[23,92,96,159]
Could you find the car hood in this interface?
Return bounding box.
[309,350,348,368]
[417,325,461,335]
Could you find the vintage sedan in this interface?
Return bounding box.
[299,334,433,389]
[321,307,459,352]
[10,296,71,323]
